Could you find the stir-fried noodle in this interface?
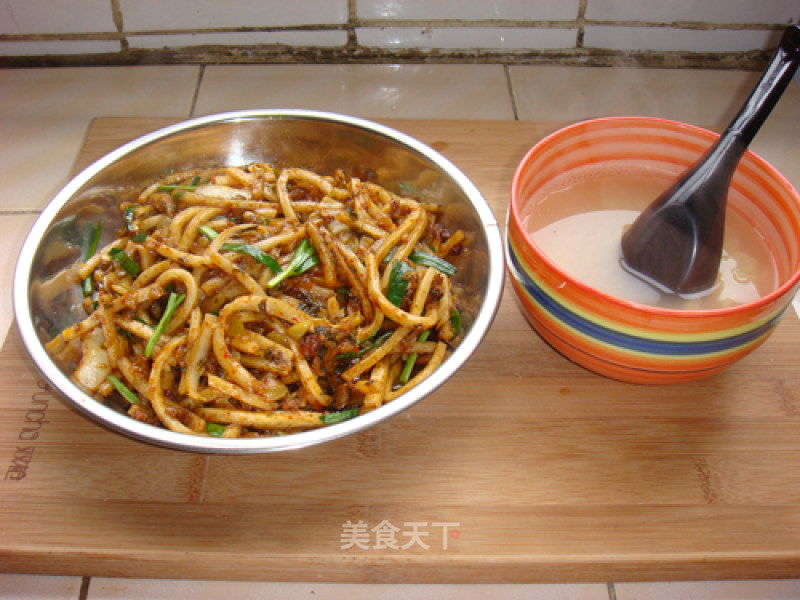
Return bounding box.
[45,164,468,438]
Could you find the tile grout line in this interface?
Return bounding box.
[503,64,519,121]
[79,575,91,600]
[189,64,206,117]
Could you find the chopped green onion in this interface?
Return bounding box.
[382,246,397,264]
[206,423,226,437]
[295,251,319,274]
[123,205,139,232]
[409,250,457,276]
[82,221,102,297]
[157,184,195,191]
[109,247,141,277]
[131,233,148,243]
[158,176,202,192]
[221,242,281,274]
[158,175,202,198]
[363,330,393,352]
[320,408,360,425]
[450,307,462,336]
[198,224,219,240]
[266,238,319,288]
[386,260,413,306]
[106,375,140,404]
[86,221,102,257]
[145,292,185,358]
[335,331,393,362]
[399,330,431,385]
[397,182,421,197]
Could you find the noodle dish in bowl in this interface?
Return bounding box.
[14,110,504,453]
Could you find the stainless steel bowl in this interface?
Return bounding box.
[13,109,504,453]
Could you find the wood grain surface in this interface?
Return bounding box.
[2,117,800,583]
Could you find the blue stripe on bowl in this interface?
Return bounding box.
[507,241,784,357]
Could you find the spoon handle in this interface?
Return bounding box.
[728,25,800,146]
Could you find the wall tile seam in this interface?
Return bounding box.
[0,47,769,60]
[0,20,789,44]
[2,17,793,36]
[0,50,771,71]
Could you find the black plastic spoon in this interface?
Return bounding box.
[621,25,800,295]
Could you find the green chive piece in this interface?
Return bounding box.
[109,247,140,277]
[320,408,360,425]
[266,238,319,288]
[450,307,462,336]
[198,224,219,240]
[106,375,140,404]
[157,184,196,191]
[206,423,226,437]
[158,176,202,192]
[363,330,392,352]
[145,292,185,358]
[398,356,415,385]
[409,250,457,276]
[399,330,431,385]
[335,331,393,362]
[82,220,102,297]
[221,242,281,274]
[386,260,413,307]
[397,182,421,197]
[123,205,139,232]
[85,221,102,258]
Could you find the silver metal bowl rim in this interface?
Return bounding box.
[13,109,504,454]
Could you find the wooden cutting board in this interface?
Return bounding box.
[2,117,800,583]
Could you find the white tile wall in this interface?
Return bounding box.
[356,26,577,50]
[128,30,348,50]
[1,0,796,63]
[585,0,800,24]
[584,26,784,52]
[0,40,120,56]
[0,0,115,34]
[355,0,581,21]
[118,0,348,31]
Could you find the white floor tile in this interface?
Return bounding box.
[87,580,610,600]
[615,579,800,600]
[193,64,515,120]
[0,574,83,600]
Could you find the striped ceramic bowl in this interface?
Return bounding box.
[506,117,800,384]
